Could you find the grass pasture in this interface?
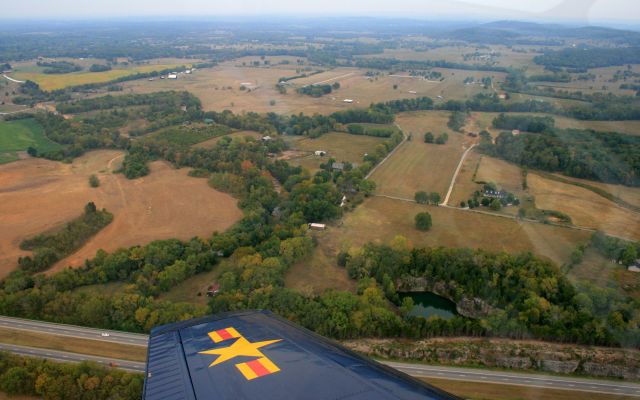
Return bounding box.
[145,123,231,146]
[284,132,385,172]
[568,247,640,299]
[370,111,468,199]
[295,196,590,294]
[528,173,640,241]
[12,62,187,91]
[194,130,262,149]
[0,118,61,163]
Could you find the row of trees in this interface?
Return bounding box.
[480,127,640,187]
[18,203,113,273]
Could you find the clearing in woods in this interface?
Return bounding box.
[0,150,242,278]
[193,130,262,149]
[283,132,386,173]
[285,196,590,293]
[0,118,62,164]
[370,111,471,199]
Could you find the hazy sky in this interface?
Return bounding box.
[2,0,639,24]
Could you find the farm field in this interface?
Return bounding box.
[528,173,640,241]
[287,196,590,293]
[472,111,640,136]
[531,65,640,96]
[0,150,242,278]
[370,111,471,199]
[11,60,189,91]
[118,64,496,115]
[475,156,524,193]
[547,174,640,209]
[283,132,386,172]
[0,118,61,164]
[193,130,262,148]
[446,150,482,206]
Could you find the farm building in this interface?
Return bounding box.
[498,93,507,100]
[262,135,273,141]
[308,223,326,231]
[628,266,640,273]
[167,74,178,79]
[206,283,220,296]
[315,150,327,156]
[343,99,354,103]
[512,130,521,135]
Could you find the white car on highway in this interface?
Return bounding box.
[101,332,110,337]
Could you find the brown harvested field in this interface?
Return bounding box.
[284,132,386,172]
[370,111,470,199]
[528,173,640,241]
[0,150,242,277]
[423,377,637,400]
[193,130,262,149]
[292,197,590,293]
[0,326,146,362]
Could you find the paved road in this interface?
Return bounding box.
[382,361,640,397]
[2,316,640,396]
[0,315,148,347]
[0,343,145,373]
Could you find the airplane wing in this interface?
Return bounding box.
[143,310,460,400]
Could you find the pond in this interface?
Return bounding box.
[400,292,458,320]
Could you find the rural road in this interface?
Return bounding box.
[1,316,640,396]
[2,74,25,83]
[441,143,477,206]
[312,72,355,86]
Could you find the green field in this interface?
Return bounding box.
[0,118,61,163]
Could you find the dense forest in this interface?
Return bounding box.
[0,353,142,399]
[534,47,640,69]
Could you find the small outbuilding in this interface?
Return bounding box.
[314,150,327,156]
[308,223,326,231]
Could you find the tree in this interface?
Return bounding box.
[428,192,441,205]
[490,198,502,211]
[85,201,97,214]
[414,212,432,231]
[332,82,341,90]
[622,245,638,266]
[435,132,449,145]
[89,174,100,188]
[26,146,37,157]
[269,99,276,106]
[424,132,434,143]
[414,191,428,204]
[460,201,466,208]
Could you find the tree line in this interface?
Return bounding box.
[18,202,113,273]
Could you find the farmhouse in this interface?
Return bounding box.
[308,223,326,231]
[483,189,507,199]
